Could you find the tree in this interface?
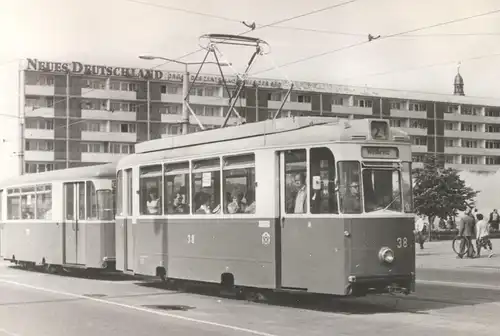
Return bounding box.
[413,155,479,229]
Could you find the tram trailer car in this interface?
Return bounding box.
[115,117,416,297]
[0,163,117,272]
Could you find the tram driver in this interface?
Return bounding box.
[342,181,362,213]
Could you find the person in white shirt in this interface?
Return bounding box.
[475,213,494,258]
[414,215,428,249]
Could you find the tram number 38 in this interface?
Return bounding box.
[396,237,408,248]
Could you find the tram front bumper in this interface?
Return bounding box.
[345,272,415,296]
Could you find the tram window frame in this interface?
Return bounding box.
[116,170,123,216]
[309,147,338,214]
[139,165,163,216]
[7,188,21,220]
[337,161,363,214]
[164,161,190,215]
[65,183,75,220]
[191,158,221,215]
[125,168,133,216]
[222,153,256,215]
[284,149,308,214]
[402,162,413,213]
[86,181,98,220]
[35,184,52,220]
[362,168,402,213]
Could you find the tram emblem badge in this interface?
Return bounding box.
[261,232,271,245]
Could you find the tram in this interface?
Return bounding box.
[116,116,415,297]
[0,163,117,273]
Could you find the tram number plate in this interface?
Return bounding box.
[187,234,195,244]
[396,237,408,248]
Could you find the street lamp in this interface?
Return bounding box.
[139,55,231,135]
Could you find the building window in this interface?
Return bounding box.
[82,121,106,132]
[24,163,54,174]
[461,123,479,132]
[110,123,136,133]
[461,106,479,116]
[110,81,138,92]
[412,136,427,146]
[447,105,459,114]
[461,155,479,165]
[267,92,281,101]
[25,96,54,109]
[486,124,500,133]
[409,119,427,129]
[486,140,500,149]
[80,99,107,110]
[486,108,500,117]
[445,155,455,164]
[25,140,54,151]
[462,139,478,148]
[332,97,344,106]
[412,154,425,162]
[297,95,312,103]
[356,99,372,108]
[486,156,500,165]
[25,74,55,86]
[111,143,135,154]
[409,102,427,112]
[444,122,457,131]
[81,79,106,90]
[390,119,405,127]
[444,139,456,147]
[390,101,403,110]
[25,119,54,130]
[80,143,106,153]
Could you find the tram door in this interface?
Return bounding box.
[64,182,86,265]
[124,169,134,271]
[278,149,309,289]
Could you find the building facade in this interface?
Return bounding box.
[19,58,500,174]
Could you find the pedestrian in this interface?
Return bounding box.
[414,215,427,249]
[476,213,494,258]
[457,209,476,259]
[489,209,499,231]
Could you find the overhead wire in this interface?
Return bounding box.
[250,7,500,76]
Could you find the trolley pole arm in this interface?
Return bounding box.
[221,81,246,128]
[272,83,294,120]
[185,102,206,130]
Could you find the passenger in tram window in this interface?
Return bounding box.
[227,191,242,214]
[172,187,188,214]
[292,173,307,214]
[146,188,161,215]
[195,193,211,214]
[243,190,256,214]
[342,182,362,214]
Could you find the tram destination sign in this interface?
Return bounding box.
[25,58,284,88]
[361,146,399,159]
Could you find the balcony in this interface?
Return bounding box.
[160,113,239,126]
[81,109,136,121]
[443,130,500,140]
[391,109,427,119]
[268,101,311,112]
[444,113,485,123]
[331,105,372,116]
[81,152,126,163]
[399,127,427,136]
[25,85,54,96]
[24,129,55,140]
[106,90,139,101]
[24,107,55,118]
[24,151,55,161]
[445,147,487,155]
[411,145,427,153]
[81,131,137,142]
[448,163,498,173]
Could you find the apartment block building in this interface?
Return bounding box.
[19,58,500,174]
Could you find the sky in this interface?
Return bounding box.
[1,0,500,176]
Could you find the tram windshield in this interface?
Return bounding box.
[338,161,409,214]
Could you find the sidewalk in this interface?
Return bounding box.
[416,238,500,271]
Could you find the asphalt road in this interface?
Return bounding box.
[1,262,500,336]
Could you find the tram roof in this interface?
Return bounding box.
[135,116,343,154]
[0,162,117,189]
[118,117,410,168]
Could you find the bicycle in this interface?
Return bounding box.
[452,235,476,258]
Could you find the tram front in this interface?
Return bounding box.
[338,121,415,296]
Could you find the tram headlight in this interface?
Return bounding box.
[378,247,395,264]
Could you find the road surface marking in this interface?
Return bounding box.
[0,278,278,336]
[417,279,500,290]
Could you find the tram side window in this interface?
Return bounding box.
[78,183,85,220]
[7,189,20,220]
[338,161,362,214]
[97,189,114,220]
[192,158,221,215]
[86,181,97,220]
[402,162,413,213]
[223,154,256,214]
[284,149,307,214]
[309,147,338,214]
[140,165,163,215]
[65,183,74,220]
[116,170,123,216]
[164,162,190,214]
[35,185,52,220]
[21,187,36,219]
